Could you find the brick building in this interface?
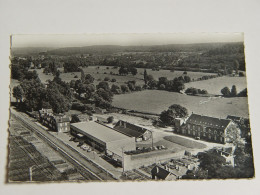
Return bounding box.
[174,114,240,144]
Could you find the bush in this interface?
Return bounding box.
[104,77,110,81]
[74,75,78,78]
[107,116,114,123]
[239,72,245,77]
[111,78,116,82]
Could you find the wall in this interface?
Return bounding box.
[123,150,185,171]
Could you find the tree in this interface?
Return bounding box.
[20,79,48,111]
[11,65,24,80]
[197,150,227,179]
[225,123,241,144]
[158,77,168,86]
[96,88,113,102]
[12,85,24,103]
[80,69,85,82]
[96,81,110,91]
[121,84,130,93]
[168,104,188,118]
[234,60,239,74]
[111,84,121,94]
[130,67,137,75]
[231,85,237,97]
[239,72,245,77]
[104,77,110,81]
[159,84,166,90]
[64,60,80,73]
[144,69,148,84]
[119,67,128,75]
[107,116,114,123]
[221,87,231,97]
[184,75,191,83]
[85,74,94,84]
[159,104,188,126]
[237,88,247,97]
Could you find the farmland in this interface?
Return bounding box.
[112,90,249,118]
[33,66,217,86]
[185,76,247,95]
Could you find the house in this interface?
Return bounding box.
[216,146,236,167]
[39,109,70,132]
[151,166,178,180]
[227,115,243,123]
[175,114,240,144]
[54,114,71,133]
[39,108,53,117]
[113,120,152,142]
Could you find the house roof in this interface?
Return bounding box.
[113,120,150,138]
[54,115,71,123]
[186,114,231,130]
[151,166,171,179]
[71,121,132,143]
[227,115,242,121]
[39,109,53,115]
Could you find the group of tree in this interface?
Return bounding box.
[145,75,190,93]
[221,85,247,97]
[118,66,138,76]
[185,87,208,95]
[159,104,188,126]
[63,59,81,73]
[183,145,254,179]
[110,80,143,95]
[43,62,58,75]
[11,64,40,81]
[13,71,72,113]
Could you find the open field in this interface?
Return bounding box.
[32,66,217,86]
[185,76,247,95]
[112,90,249,118]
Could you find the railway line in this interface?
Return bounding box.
[11,109,116,181]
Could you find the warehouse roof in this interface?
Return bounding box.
[114,120,150,138]
[71,121,132,143]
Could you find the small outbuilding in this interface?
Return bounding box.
[113,120,152,142]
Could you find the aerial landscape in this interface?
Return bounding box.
[8,34,254,182]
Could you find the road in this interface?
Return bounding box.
[10,108,116,181]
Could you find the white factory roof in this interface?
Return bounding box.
[71,121,132,143]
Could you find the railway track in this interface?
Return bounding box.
[11,109,116,181]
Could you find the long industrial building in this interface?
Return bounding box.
[70,121,136,162]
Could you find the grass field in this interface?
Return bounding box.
[185,76,247,95]
[33,66,217,86]
[112,90,249,118]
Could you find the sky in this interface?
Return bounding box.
[11,33,244,48]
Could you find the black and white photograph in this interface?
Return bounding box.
[7,33,254,182]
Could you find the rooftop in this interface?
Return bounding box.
[114,120,150,138]
[71,121,132,143]
[186,114,231,130]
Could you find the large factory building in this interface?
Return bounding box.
[70,121,136,163]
